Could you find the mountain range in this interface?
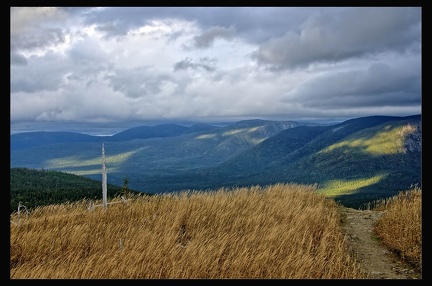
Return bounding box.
[10,114,421,208]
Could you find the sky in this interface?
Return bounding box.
[10,7,422,134]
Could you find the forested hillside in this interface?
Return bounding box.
[10,119,306,176]
[10,167,145,213]
[10,115,421,209]
[102,115,420,208]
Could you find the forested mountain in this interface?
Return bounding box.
[109,123,218,141]
[10,119,308,174]
[10,115,421,208]
[216,115,420,173]
[225,115,422,207]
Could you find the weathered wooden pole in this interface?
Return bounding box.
[102,143,107,208]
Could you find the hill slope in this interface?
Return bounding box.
[209,115,422,207]
[10,167,144,213]
[10,115,421,208]
[10,119,307,177]
[116,115,420,208]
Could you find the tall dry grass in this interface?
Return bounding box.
[373,186,422,273]
[10,183,368,279]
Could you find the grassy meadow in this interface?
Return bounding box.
[11,183,368,279]
[10,183,421,279]
[373,186,422,273]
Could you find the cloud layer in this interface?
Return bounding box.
[10,7,421,125]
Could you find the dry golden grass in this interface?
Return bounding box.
[373,186,422,272]
[10,183,368,279]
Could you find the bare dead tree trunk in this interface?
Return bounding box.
[102,143,107,208]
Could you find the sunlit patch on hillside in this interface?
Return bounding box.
[332,125,346,132]
[320,125,412,156]
[71,168,105,176]
[318,173,387,197]
[247,127,259,133]
[223,127,263,137]
[222,129,244,136]
[195,133,216,139]
[71,165,121,176]
[45,147,147,169]
[251,137,265,145]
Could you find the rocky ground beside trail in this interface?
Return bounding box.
[340,207,421,279]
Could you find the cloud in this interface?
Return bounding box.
[11,51,69,93]
[10,51,27,66]
[67,37,109,64]
[173,57,217,72]
[13,27,67,52]
[105,67,174,99]
[10,7,421,127]
[10,7,69,54]
[252,7,421,70]
[191,25,235,49]
[282,54,421,110]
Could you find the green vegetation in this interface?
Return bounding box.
[10,115,421,209]
[10,167,145,213]
[318,174,387,197]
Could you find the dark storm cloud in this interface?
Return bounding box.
[173,57,217,72]
[252,7,421,70]
[283,57,421,109]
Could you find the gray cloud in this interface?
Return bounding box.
[10,51,27,66]
[11,42,110,94]
[252,7,421,70]
[12,27,67,52]
[105,67,174,99]
[11,51,69,93]
[11,7,69,53]
[79,7,319,44]
[67,37,109,64]
[192,26,235,48]
[82,7,161,38]
[173,57,217,72]
[283,55,421,109]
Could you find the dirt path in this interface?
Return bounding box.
[339,207,420,279]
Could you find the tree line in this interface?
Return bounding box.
[10,167,143,213]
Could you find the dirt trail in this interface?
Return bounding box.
[339,207,420,279]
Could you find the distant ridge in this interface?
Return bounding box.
[10,123,220,151]
[109,124,190,141]
[10,131,105,151]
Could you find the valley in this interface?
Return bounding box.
[10,114,421,209]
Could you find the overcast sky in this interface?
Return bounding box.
[10,7,422,129]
